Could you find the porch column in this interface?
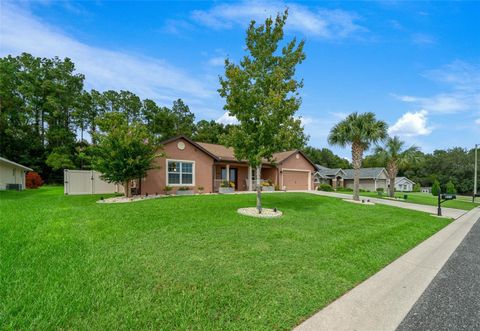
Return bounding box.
[226,164,230,182]
[248,165,253,191]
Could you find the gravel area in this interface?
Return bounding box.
[397,216,480,331]
[97,194,165,203]
[237,207,283,218]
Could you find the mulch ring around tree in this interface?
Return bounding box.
[237,207,283,218]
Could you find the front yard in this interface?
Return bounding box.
[357,191,478,210]
[1,187,449,330]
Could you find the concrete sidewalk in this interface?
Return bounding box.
[294,207,480,331]
[308,190,466,219]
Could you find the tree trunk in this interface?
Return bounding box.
[124,180,130,197]
[386,161,398,198]
[256,165,262,214]
[351,142,363,201]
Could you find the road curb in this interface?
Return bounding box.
[294,207,480,331]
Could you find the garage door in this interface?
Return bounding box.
[283,171,309,190]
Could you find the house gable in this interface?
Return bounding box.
[142,137,216,194]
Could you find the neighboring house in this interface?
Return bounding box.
[0,157,33,190]
[394,177,415,192]
[421,187,432,193]
[343,168,389,191]
[314,165,389,191]
[315,165,347,189]
[140,136,317,194]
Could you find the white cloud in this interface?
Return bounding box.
[216,112,239,125]
[389,110,432,137]
[392,93,468,114]
[208,56,225,67]
[191,1,365,39]
[475,118,480,125]
[392,61,480,114]
[0,3,213,104]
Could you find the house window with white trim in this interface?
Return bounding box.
[167,160,194,185]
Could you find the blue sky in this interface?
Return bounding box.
[1,1,479,158]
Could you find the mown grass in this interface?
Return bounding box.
[354,190,478,210]
[1,186,450,330]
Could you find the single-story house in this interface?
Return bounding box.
[0,156,33,190]
[343,168,389,191]
[314,165,389,191]
[315,165,347,189]
[140,136,317,194]
[394,177,415,192]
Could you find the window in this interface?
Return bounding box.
[167,160,194,185]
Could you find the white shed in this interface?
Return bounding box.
[0,157,33,190]
[394,177,415,192]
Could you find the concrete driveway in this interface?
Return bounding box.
[307,190,466,219]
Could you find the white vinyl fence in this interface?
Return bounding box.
[64,170,123,195]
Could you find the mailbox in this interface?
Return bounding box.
[441,194,456,200]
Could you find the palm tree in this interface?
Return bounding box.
[328,112,388,201]
[375,136,420,197]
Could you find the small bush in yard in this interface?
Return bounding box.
[376,188,384,192]
[337,187,353,192]
[318,184,333,191]
[446,180,456,194]
[26,172,43,189]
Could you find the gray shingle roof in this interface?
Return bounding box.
[315,164,344,177]
[343,167,386,179]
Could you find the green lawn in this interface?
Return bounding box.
[1,187,450,330]
[354,191,478,210]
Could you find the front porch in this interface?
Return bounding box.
[213,163,277,193]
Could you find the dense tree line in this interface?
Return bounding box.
[0,53,233,182]
[2,53,474,192]
[302,146,350,168]
[363,147,476,194]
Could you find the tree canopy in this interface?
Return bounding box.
[219,10,307,212]
[328,112,388,201]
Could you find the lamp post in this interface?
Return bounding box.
[474,144,479,203]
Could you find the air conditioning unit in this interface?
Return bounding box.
[6,183,22,191]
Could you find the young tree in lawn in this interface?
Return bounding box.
[328,112,388,201]
[374,136,420,198]
[92,121,161,197]
[219,11,307,213]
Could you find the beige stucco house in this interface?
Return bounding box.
[315,165,389,191]
[0,157,33,190]
[139,136,317,195]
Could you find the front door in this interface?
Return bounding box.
[221,167,238,190]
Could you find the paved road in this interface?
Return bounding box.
[308,190,466,219]
[397,217,480,331]
[294,207,480,331]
